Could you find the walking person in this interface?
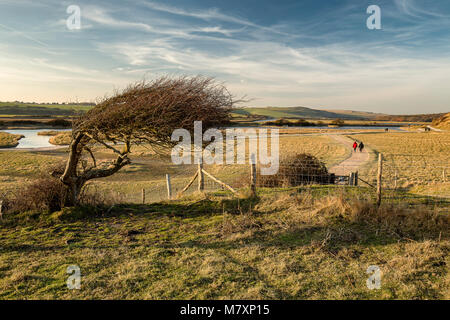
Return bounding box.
[352,141,358,152]
[358,141,364,153]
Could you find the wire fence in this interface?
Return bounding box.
[113,153,448,214]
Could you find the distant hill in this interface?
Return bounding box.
[373,113,447,123]
[232,106,382,120]
[432,113,450,129]
[0,102,93,117]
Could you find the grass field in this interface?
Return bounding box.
[232,107,379,120]
[0,189,448,299]
[0,134,349,202]
[350,131,450,197]
[0,102,92,114]
[0,130,448,300]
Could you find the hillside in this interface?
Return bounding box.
[233,106,380,120]
[432,113,450,129]
[0,102,93,117]
[373,113,447,123]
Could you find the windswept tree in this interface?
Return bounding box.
[59,76,234,205]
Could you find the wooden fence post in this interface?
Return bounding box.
[166,174,172,200]
[0,200,3,220]
[198,162,204,192]
[394,170,398,189]
[377,153,383,207]
[443,168,446,183]
[349,172,355,186]
[142,189,146,204]
[250,154,256,195]
[354,171,358,186]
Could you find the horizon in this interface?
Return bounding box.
[1,0,450,114]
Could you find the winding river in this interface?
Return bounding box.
[1,129,71,149]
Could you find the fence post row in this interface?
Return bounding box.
[166,174,172,200]
[349,172,355,186]
[377,153,383,207]
[250,154,257,195]
[198,162,204,192]
[142,188,146,204]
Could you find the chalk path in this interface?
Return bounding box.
[328,135,370,176]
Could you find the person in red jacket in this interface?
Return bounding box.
[353,141,358,152]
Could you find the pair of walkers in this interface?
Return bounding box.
[353,141,364,152]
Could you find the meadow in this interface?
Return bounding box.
[0,102,92,117]
[0,128,448,299]
[350,131,450,197]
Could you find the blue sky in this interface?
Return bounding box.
[0,0,449,114]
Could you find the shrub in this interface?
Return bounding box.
[257,153,332,187]
[47,119,72,127]
[0,132,24,148]
[4,164,69,214]
[330,119,345,126]
[49,132,72,145]
[37,130,63,136]
[3,163,125,215]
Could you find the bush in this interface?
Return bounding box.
[257,153,332,187]
[4,164,69,214]
[330,119,345,126]
[49,132,72,145]
[265,118,315,127]
[3,163,125,215]
[47,119,72,127]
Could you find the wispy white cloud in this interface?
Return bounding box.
[1,0,449,113]
[394,0,450,18]
[141,1,294,36]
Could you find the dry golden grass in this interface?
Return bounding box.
[49,132,72,145]
[37,130,65,136]
[433,113,450,130]
[351,132,450,196]
[0,190,448,299]
[0,132,24,148]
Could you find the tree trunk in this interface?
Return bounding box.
[64,180,85,207]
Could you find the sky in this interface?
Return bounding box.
[0,0,449,114]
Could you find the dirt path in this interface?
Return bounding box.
[328,135,370,176]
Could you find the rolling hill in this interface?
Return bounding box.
[233,106,384,120]
[432,113,450,129]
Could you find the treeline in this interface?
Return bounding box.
[373,113,447,122]
[0,119,72,128]
[265,118,345,127]
[5,101,95,106]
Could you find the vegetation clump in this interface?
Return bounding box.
[49,132,72,145]
[257,153,331,187]
[37,130,64,136]
[47,119,72,127]
[0,132,24,148]
[432,113,450,129]
[330,119,345,127]
[266,118,315,127]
